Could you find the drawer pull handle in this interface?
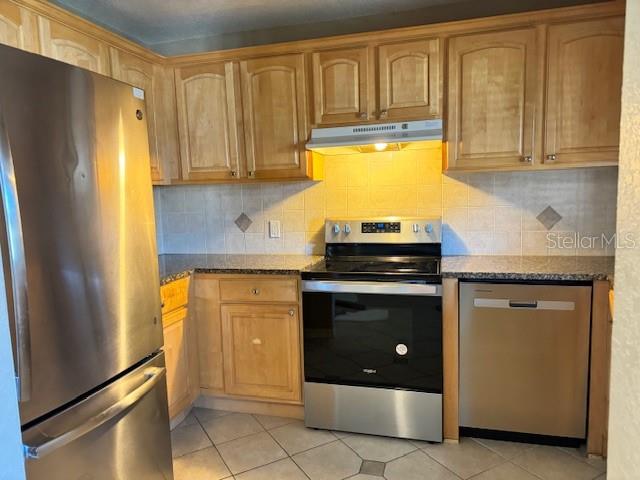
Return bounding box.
[251,338,262,345]
[251,288,260,295]
[288,309,295,317]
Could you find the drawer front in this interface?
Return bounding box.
[219,278,298,303]
[161,277,190,314]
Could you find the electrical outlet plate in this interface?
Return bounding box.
[269,220,281,238]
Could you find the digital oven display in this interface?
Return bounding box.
[361,222,401,233]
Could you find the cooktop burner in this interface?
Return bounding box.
[302,217,443,282]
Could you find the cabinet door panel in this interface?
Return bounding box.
[38,17,109,75]
[221,304,301,402]
[110,49,165,183]
[195,277,224,391]
[378,38,440,120]
[176,62,242,181]
[312,47,371,124]
[241,54,308,179]
[447,28,538,170]
[544,18,623,165]
[163,310,191,418]
[0,2,38,52]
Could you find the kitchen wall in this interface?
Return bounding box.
[154,144,618,256]
[608,0,640,475]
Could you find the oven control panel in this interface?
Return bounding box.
[326,217,442,244]
[361,222,401,233]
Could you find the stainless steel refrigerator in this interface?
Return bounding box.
[0,44,173,478]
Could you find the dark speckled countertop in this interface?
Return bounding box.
[159,254,323,285]
[441,255,614,282]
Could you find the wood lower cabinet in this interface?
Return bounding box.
[161,277,198,420]
[312,46,373,125]
[240,54,309,180]
[221,303,301,402]
[175,61,243,181]
[544,18,624,166]
[37,17,110,75]
[163,307,193,418]
[0,2,38,52]
[195,273,303,406]
[447,28,539,170]
[378,38,441,120]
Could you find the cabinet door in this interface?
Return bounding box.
[447,28,539,170]
[38,17,110,75]
[240,54,309,180]
[0,2,38,52]
[312,46,372,125]
[378,38,441,120]
[163,308,191,418]
[176,62,243,181]
[221,304,301,402]
[544,18,624,165]
[110,49,165,183]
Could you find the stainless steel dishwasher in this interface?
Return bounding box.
[459,282,592,441]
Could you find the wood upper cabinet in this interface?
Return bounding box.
[446,28,539,170]
[240,54,309,179]
[378,38,441,120]
[110,48,166,183]
[38,17,110,75]
[0,2,38,52]
[221,303,301,402]
[176,61,243,181]
[544,18,624,166]
[312,46,372,125]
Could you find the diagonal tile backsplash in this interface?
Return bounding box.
[154,146,618,256]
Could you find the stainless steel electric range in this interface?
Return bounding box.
[301,217,443,442]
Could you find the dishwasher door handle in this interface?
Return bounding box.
[508,300,538,309]
[473,298,575,311]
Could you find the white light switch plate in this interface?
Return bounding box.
[269,220,281,238]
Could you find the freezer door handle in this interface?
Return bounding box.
[23,366,166,460]
[0,109,30,402]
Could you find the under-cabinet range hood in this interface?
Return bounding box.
[306,119,442,155]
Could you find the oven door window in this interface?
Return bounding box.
[303,291,442,394]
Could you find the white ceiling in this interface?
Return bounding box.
[50,0,601,55]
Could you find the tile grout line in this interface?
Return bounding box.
[259,418,314,480]
[192,410,236,478]
[414,448,464,480]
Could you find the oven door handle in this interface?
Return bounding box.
[302,280,442,296]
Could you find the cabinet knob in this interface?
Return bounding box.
[358,112,368,120]
[546,154,557,162]
[379,110,388,119]
[248,170,256,178]
[521,155,532,163]
[230,170,237,177]
[288,309,295,317]
[251,288,260,295]
[251,338,262,345]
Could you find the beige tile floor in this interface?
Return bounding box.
[171,408,607,480]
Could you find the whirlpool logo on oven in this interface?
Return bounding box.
[363,368,377,374]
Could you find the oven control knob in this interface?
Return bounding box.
[332,223,341,235]
[343,224,352,234]
[425,223,433,234]
[412,223,420,233]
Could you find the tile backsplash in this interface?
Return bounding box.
[154,145,618,256]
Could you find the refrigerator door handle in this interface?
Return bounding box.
[0,109,30,402]
[23,366,166,460]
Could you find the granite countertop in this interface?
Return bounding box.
[159,254,323,285]
[441,255,615,282]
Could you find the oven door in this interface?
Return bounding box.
[302,280,442,394]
